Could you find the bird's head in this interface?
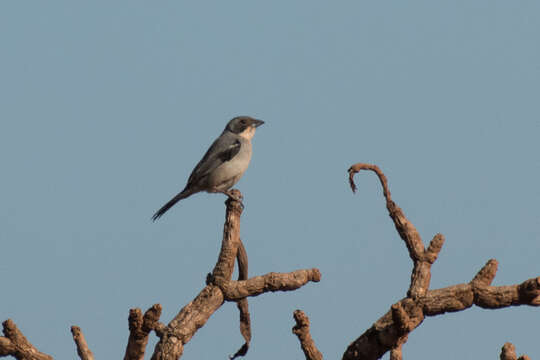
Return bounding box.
[225,116,264,139]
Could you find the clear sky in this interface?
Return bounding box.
[1,1,539,359]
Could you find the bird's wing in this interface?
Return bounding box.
[187,133,241,185]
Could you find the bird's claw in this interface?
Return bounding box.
[223,189,244,208]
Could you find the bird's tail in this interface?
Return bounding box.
[152,188,194,221]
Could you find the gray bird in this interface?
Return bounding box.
[152,116,264,221]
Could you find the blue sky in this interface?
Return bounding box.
[1,1,539,359]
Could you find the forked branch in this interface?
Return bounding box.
[341,163,539,360]
[0,319,53,360]
[150,190,320,360]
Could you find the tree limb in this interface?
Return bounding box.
[292,310,323,360]
[0,319,53,360]
[151,190,320,360]
[343,164,539,360]
[124,304,162,360]
[220,269,322,301]
[71,326,94,360]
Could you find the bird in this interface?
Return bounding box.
[152,116,264,221]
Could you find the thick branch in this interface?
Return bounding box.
[151,190,320,360]
[220,269,322,300]
[343,270,540,360]
[151,285,224,360]
[0,319,53,360]
[71,326,94,360]
[292,310,323,360]
[124,304,162,360]
[212,190,244,282]
[151,194,243,360]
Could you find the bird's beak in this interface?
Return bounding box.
[252,119,265,128]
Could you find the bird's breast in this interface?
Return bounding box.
[207,139,252,191]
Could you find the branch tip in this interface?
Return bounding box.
[471,259,499,286]
[292,310,323,360]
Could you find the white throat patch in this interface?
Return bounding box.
[238,125,256,140]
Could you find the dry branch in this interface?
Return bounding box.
[124,304,162,360]
[231,241,251,360]
[71,326,94,360]
[150,190,320,360]
[500,342,531,360]
[343,163,539,360]
[0,319,53,360]
[292,310,323,360]
[220,269,321,300]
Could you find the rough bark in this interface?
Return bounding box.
[71,326,94,360]
[341,163,539,360]
[1,190,319,360]
[292,310,323,360]
[0,319,53,360]
[500,342,531,360]
[150,190,320,360]
[124,304,163,360]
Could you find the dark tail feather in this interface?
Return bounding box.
[152,189,193,221]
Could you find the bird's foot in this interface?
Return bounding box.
[222,189,244,208]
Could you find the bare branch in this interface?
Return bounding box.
[344,163,539,360]
[124,304,162,360]
[71,326,94,360]
[220,269,322,300]
[474,277,540,309]
[0,319,53,360]
[292,310,323,360]
[348,163,440,298]
[151,285,224,360]
[212,190,244,282]
[151,191,320,359]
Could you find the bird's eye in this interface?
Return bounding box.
[240,119,246,125]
